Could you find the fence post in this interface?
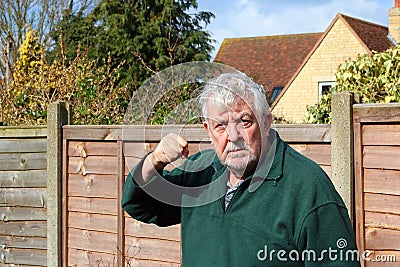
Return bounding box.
[47,102,70,267]
[331,92,357,223]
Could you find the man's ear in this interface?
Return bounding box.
[203,121,213,143]
[264,113,272,131]
[203,121,210,136]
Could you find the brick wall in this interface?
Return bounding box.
[272,18,367,123]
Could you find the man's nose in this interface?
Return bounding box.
[226,123,241,142]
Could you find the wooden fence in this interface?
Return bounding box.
[0,126,48,266]
[60,123,331,266]
[1,98,400,266]
[353,104,400,267]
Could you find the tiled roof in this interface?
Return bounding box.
[213,13,394,99]
[340,13,393,53]
[213,33,323,93]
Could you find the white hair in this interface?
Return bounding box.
[198,72,270,120]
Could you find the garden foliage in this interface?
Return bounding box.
[307,45,400,123]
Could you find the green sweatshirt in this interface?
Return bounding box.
[122,131,361,266]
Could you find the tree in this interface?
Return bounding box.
[50,0,215,89]
[0,0,96,87]
[306,45,400,124]
[1,29,131,126]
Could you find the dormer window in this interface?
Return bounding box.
[269,86,284,104]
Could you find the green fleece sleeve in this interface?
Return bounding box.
[121,155,182,227]
[296,202,361,266]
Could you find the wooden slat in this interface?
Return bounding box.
[353,120,365,257]
[0,235,46,249]
[63,125,210,141]
[0,247,46,266]
[68,197,117,216]
[353,103,400,123]
[68,228,118,254]
[68,174,117,198]
[69,250,182,267]
[363,146,400,170]
[67,248,117,266]
[68,212,117,234]
[0,221,47,237]
[364,193,400,215]
[0,188,46,208]
[123,142,154,158]
[62,139,68,267]
[0,139,47,153]
[68,156,118,175]
[0,207,46,221]
[129,259,181,267]
[362,124,400,146]
[117,140,125,266]
[365,227,400,250]
[365,211,400,231]
[125,236,181,263]
[0,170,47,188]
[68,141,117,157]
[125,217,181,241]
[364,169,400,195]
[0,126,47,138]
[63,124,332,143]
[0,153,47,171]
[274,124,331,142]
[290,144,331,165]
[63,125,123,141]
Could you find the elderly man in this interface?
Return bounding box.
[122,72,360,266]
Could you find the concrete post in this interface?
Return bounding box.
[331,92,356,223]
[47,102,70,267]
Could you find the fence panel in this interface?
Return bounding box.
[62,124,331,266]
[353,103,400,267]
[0,126,47,266]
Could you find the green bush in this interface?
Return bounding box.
[307,45,400,123]
[0,30,131,126]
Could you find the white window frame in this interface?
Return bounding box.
[318,81,335,101]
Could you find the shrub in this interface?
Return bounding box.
[307,45,400,123]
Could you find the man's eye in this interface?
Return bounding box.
[215,124,226,131]
[241,120,252,127]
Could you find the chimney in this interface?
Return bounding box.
[389,0,400,44]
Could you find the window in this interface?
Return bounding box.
[318,82,335,101]
[269,86,283,104]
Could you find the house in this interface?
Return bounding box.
[214,4,398,123]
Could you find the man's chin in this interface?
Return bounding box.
[224,159,249,172]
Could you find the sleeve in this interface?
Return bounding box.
[296,202,361,267]
[121,155,183,227]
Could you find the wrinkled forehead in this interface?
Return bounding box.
[205,94,256,117]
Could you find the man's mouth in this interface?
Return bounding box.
[227,149,248,157]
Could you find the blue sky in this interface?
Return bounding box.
[196,0,394,58]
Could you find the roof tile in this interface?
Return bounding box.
[214,33,323,93]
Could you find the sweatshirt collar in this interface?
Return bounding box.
[212,129,285,185]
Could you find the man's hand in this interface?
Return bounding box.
[150,133,189,169]
[141,133,189,182]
